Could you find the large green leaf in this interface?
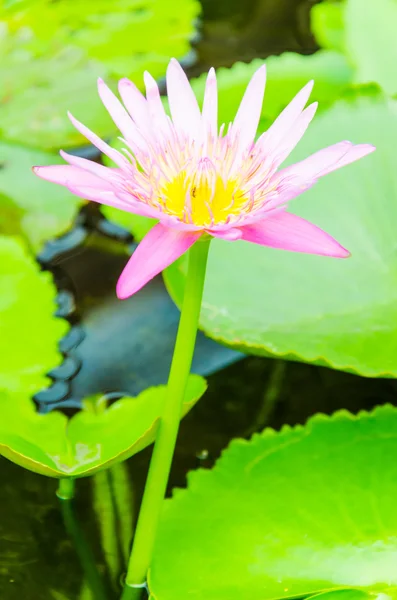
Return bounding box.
[0,235,67,395]
[150,404,397,600]
[164,93,397,377]
[104,51,353,240]
[344,0,397,96]
[0,142,82,250]
[1,0,200,149]
[311,0,397,96]
[311,1,346,52]
[0,375,206,477]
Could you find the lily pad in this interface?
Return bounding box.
[0,375,206,477]
[164,93,397,377]
[149,404,397,600]
[311,1,346,52]
[1,0,200,149]
[311,0,397,96]
[0,235,67,395]
[0,192,25,236]
[0,141,82,251]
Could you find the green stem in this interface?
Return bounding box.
[57,478,108,600]
[121,239,211,600]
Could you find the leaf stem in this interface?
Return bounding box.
[57,478,109,600]
[121,240,211,600]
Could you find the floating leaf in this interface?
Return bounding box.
[0,141,82,250]
[1,0,200,149]
[0,375,206,477]
[164,93,397,377]
[312,0,397,96]
[0,235,67,395]
[0,192,25,236]
[311,1,346,52]
[344,0,397,96]
[150,405,397,600]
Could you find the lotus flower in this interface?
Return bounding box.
[34,59,375,299]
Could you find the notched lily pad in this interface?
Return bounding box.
[150,404,397,600]
[0,375,206,477]
[0,235,67,395]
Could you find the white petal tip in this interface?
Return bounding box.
[119,77,132,88]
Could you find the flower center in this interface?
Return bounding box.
[158,159,251,227]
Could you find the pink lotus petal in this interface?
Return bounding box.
[166,58,202,140]
[116,224,202,299]
[265,142,376,210]
[118,78,154,143]
[97,78,139,142]
[232,64,267,150]
[272,101,318,166]
[240,211,350,258]
[258,80,314,157]
[287,141,376,180]
[68,112,129,169]
[207,227,243,241]
[202,67,218,136]
[144,71,170,135]
[32,165,114,190]
[68,186,133,211]
[59,150,122,182]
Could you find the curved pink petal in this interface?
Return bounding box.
[144,71,170,136]
[118,78,152,134]
[258,80,314,156]
[116,224,202,299]
[283,141,376,180]
[272,101,318,166]
[67,186,133,211]
[97,78,138,142]
[59,150,122,183]
[264,142,376,211]
[166,58,201,139]
[240,211,349,258]
[68,112,129,169]
[207,227,243,241]
[232,64,267,150]
[202,67,218,136]
[32,165,115,190]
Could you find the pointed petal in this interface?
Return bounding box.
[116,224,202,299]
[232,64,267,149]
[202,67,218,135]
[166,58,201,139]
[258,80,314,156]
[144,71,170,135]
[118,78,152,133]
[272,101,318,166]
[32,165,114,190]
[60,150,122,183]
[97,78,138,141]
[68,112,129,169]
[284,141,376,180]
[65,184,161,217]
[265,142,376,210]
[240,211,349,258]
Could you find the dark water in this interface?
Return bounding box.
[2,1,396,599]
